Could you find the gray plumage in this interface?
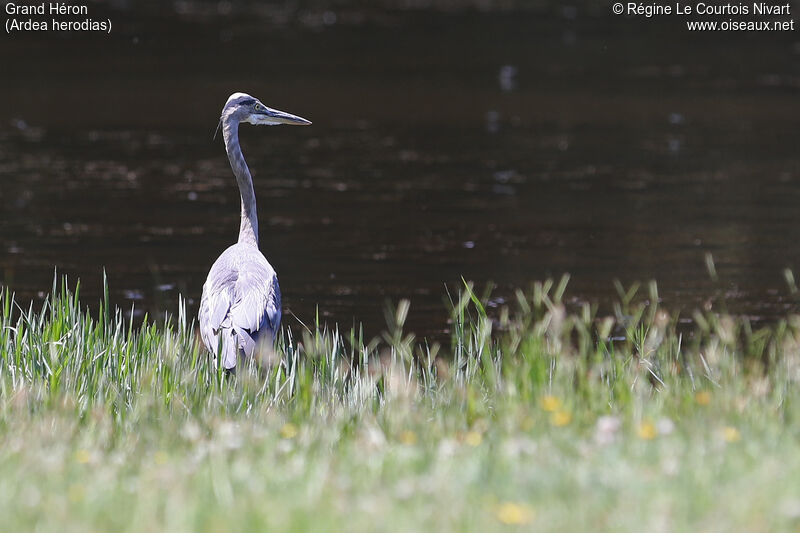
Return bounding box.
[199,92,311,370]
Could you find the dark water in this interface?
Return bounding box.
[1,3,799,338]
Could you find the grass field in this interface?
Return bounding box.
[1,275,799,532]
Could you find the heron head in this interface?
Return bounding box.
[221,92,312,126]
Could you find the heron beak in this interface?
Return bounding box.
[256,106,312,126]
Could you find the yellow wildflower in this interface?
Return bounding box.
[494,502,535,525]
[695,391,712,405]
[280,423,298,439]
[399,430,417,445]
[540,395,562,412]
[464,431,483,447]
[75,449,90,464]
[723,426,741,442]
[550,410,572,427]
[637,422,657,440]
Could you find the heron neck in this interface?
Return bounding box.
[222,119,259,247]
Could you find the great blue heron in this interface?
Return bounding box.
[199,92,311,370]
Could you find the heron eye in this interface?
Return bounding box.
[255,103,264,111]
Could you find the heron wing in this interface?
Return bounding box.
[199,268,237,368]
[206,286,233,332]
[229,262,280,333]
